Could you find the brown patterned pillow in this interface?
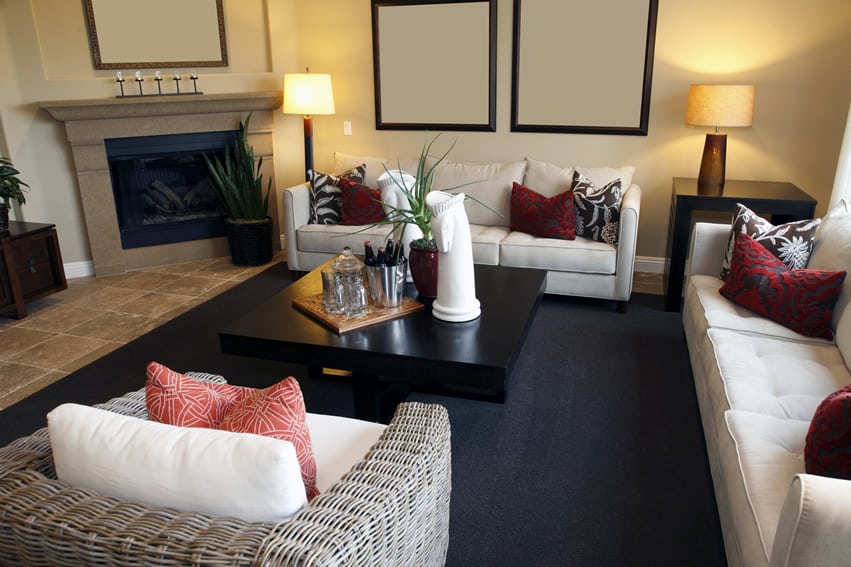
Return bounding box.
[571,171,622,245]
[308,164,366,225]
[720,203,821,280]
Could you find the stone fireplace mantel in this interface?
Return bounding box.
[41,91,282,276]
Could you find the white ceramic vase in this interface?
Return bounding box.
[425,191,480,322]
[377,169,421,282]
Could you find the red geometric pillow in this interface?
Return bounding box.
[509,182,575,240]
[145,362,250,428]
[805,384,851,479]
[219,377,318,500]
[338,178,386,226]
[719,233,846,340]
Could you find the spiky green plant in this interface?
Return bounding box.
[203,112,271,221]
[0,156,29,208]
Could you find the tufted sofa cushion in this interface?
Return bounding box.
[432,160,527,226]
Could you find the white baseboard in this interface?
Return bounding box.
[64,261,95,279]
[634,255,665,274]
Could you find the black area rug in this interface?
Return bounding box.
[0,262,726,567]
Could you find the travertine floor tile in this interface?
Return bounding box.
[17,306,103,334]
[10,334,108,369]
[0,328,56,360]
[158,275,228,297]
[65,311,152,341]
[115,291,193,318]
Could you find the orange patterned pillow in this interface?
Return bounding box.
[219,377,318,500]
[145,362,318,500]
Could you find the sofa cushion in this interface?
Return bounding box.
[338,179,386,225]
[432,160,526,226]
[805,384,851,479]
[510,182,575,240]
[469,224,508,265]
[720,233,846,340]
[522,158,574,197]
[705,327,850,420]
[308,165,366,225]
[724,410,811,563]
[500,231,616,273]
[334,151,421,187]
[720,203,820,280]
[297,222,393,255]
[574,165,635,193]
[48,403,307,523]
[571,171,622,245]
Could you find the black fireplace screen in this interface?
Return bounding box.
[105,130,238,249]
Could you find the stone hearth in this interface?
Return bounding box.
[41,92,282,276]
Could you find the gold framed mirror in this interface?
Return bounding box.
[371,0,497,131]
[511,0,658,135]
[84,0,228,70]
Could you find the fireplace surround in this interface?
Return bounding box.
[41,92,282,276]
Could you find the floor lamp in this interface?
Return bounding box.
[685,84,755,195]
[283,70,336,182]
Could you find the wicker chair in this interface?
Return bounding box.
[0,374,452,566]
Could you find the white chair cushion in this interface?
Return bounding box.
[47,403,307,523]
[499,231,616,273]
[432,160,527,227]
[306,412,386,493]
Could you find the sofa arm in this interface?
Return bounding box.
[687,222,730,278]
[613,183,641,301]
[278,182,311,271]
[769,473,851,567]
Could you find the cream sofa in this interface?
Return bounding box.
[683,214,851,567]
[278,154,641,311]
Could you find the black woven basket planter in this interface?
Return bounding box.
[225,217,273,266]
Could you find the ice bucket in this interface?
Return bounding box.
[365,260,407,308]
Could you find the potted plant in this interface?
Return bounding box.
[204,112,273,266]
[0,156,29,231]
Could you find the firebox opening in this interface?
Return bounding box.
[105,130,238,249]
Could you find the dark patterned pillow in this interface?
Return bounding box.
[338,179,386,225]
[719,232,845,340]
[308,164,366,225]
[720,203,820,280]
[805,384,851,480]
[509,182,575,240]
[571,171,622,245]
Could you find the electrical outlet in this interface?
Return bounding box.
[343,121,353,136]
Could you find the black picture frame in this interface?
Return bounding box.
[510,0,658,136]
[371,0,497,132]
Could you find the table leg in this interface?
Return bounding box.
[352,372,381,422]
[665,199,692,312]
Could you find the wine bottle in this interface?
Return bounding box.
[363,241,376,266]
[376,246,386,267]
[384,240,395,266]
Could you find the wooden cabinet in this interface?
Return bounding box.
[0,221,67,318]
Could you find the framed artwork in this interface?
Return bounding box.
[84,0,228,70]
[371,0,497,131]
[511,0,658,135]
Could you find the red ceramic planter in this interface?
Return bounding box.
[409,244,438,298]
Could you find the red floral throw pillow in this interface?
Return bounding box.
[338,178,386,225]
[219,377,319,500]
[145,362,250,427]
[805,384,851,480]
[719,233,846,340]
[509,182,575,240]
[146,362,319,500]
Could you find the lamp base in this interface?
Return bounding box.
[697,133,727,195]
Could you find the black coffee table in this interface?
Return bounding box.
[219,263,546,421]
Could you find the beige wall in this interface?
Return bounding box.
[1,0,849,271]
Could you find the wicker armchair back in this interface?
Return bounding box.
[0,374,451,566]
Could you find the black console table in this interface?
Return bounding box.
[664,177,817,312]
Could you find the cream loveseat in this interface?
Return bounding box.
[0,374,452,566]
[278,154,641,311]
[684,213,851,567]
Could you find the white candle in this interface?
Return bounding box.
[135,71,142,80]
[116,71,123,81]
[174,73,181,80]
[155,71,162,80]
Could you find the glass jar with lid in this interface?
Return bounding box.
[332,246,368,317]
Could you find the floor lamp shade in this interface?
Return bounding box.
[283,73,336,181]
[685,84,755,193]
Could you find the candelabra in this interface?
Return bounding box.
[113,71,203,98]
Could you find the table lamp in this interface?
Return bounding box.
[685,84,755,193]
[284,69,336,181]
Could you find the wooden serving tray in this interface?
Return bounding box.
[292,293,425,334]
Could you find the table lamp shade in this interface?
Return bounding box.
[685,84,755,194]
[283,74,335,116]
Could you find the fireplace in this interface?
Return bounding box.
[40,92,282,276]
[105,131,237,249]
